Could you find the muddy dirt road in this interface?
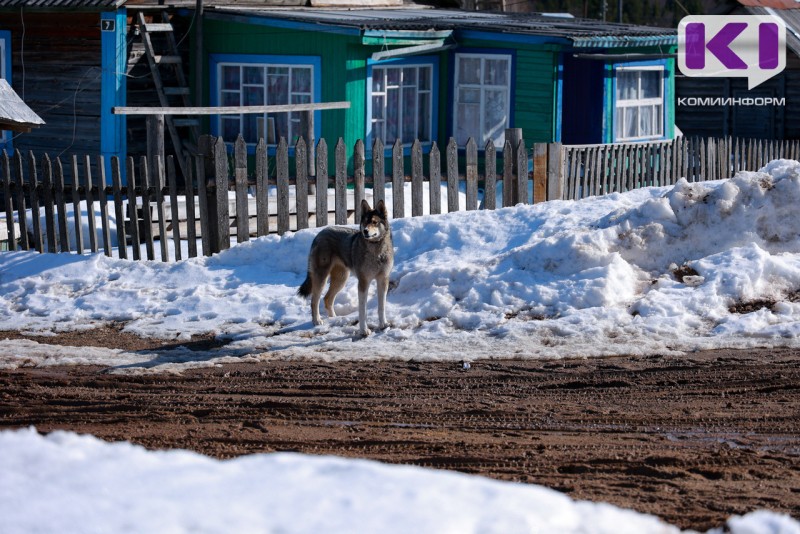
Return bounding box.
[1,332,799,531]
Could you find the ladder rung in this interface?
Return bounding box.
[154,55,182,64]
[164,87,191,96]
[143,23,173,32]
[173,118,200,128]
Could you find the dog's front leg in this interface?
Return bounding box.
[357,277,371,336]
[376,275,389,330]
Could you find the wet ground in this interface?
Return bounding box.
[1,328,799,531]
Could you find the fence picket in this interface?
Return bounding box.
[335,138,348,225]
[354,139,365,222]
[14,151,31,250]
[502,140,514,207]
[139,156,156,260]
[255,139,269,236]
[70,156,84,254]
[466,138,479,210]
[154,156,170,262]
[212,137,230,252]
[446,138,459,212]
[295,137,309,231]
[484,140,496,210]
[53,158,70,253]
[372,138,385,208]
[106,157,122,258]
[118,158,133,260]
[411,140,423,217]
[392,139,404,219]
[167,156,182,262]
[2,152,15,251]
[184,157,198,259]
[277,137,291,235]
[235,135,250,242]
[39,154,57,253]
[195,153,211,257]
[429,142,441,215]
[316,139,328,228]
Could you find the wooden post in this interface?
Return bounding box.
[139,155,155,260]
[547,142,564,200]
[234,135,250,242]
[167,156,183,261]
[84,155,99,254]
[70,156,84,254]
[154,155,170,262]
[212,136,229,251]
[1,152,15,250]
[277,137,290,235]
[255,138,269,236]
[502,140,514,207]
[392,139,404,219]
[315,139,328,228]
[446,138,459,213]
[429,142,441,215]
[483,141,496,210]
[411,140,423,217]
[532,143,547,204]
[14,151,31,250]
[110,157,127,259]
[295,137,309,230]
[302,110,315,179]
[41,154,57,253]
[353,139,365,223]
[184,157,198,258]
[335,138,348,225]
[506,128,523,204]
[372,138,385,208]
[197,136,212,257]
[466,138,478,210]
[146,114,165,183]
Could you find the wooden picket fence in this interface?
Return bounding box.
[562,136,800,200]
[1,134,798,262]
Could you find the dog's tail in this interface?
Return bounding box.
[297,272,313,298]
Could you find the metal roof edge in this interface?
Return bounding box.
[571,34,677,48]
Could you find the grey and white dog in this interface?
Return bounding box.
[298,199,394,336]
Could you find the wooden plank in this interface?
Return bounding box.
[446,137,459,213]
[602,145,612,193]
[353,139,365,222]
[584,147,595,197]
[429,142,441,215]
[101,157,117,258]
[113,158,130,260]
[316,139,328,228]
[195,153,211,257]
[516,139,528,204]
[2,151,15,251]
[40,154,56,253]
[277,137,291,235]
[698,138,706,182]
[113,101,351,115]
[465,138,478,210]
[53,158,70,252]
[335,138,348,225]
[295,137,309,230]
[565,148,577,199]
[256,138,269,236]
[153,156,169,262]
[84,155,98,254]
[184,157,198,259]
[372,138,385,209]
[167,156,182,262]
[503,140,514,207]
[411,140,423,217]
[139,156,156,261]
[13,151,31,250]
[392,139,404,219]
[213,137,230,251]
[483,141,496,210]
[69,156,84,254]
[547,143,564,201]
[532,143,547,203]
[235,135,250,242]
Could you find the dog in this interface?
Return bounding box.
[298,199,394,336]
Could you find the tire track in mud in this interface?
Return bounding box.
[1,343,799,530]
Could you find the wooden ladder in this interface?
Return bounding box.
[138,11,199,182]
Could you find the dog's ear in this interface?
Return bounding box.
[376,199,388,219]
[360,199,372,219]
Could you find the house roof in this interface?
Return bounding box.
[738,2,800,57]
[0,0,124,8]
[208,7,677,48]
[0,79,44,133]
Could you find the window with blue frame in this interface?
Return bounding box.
[211,54,320,148]
[453,53,512,148]
[614,66,664,142]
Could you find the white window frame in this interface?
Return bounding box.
[453,53,512,148]
[216,61,315,147]
[370,63,434,147]
[614,66,665,142]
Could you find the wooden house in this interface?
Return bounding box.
[675,0,800,140]
[198,8,678,155]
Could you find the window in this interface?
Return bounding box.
[615,67,664,141]
[370,64,433,146]
[453,53,512,148]
[216,61,315,146]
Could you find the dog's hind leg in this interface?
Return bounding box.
[357,276,371,336]
[310,270,329,327]
[324,264,349,319]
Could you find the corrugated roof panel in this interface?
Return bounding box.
[0,0,123,8]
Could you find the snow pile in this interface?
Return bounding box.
[1,428,796,534]
[2,160,800,369]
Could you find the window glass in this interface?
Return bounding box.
[454,54,511,147]
[615,67,664,141]
[371,64,434,146]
